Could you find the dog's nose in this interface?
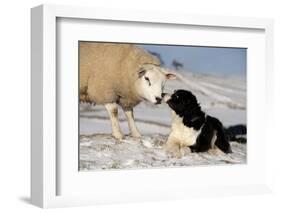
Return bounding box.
[155,97,162,104]
[162,93,171,102]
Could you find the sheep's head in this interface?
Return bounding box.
[135,64,176,105]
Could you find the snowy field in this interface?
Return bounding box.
[79,71,247,171]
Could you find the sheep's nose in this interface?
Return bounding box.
[155,97,162,104]
[161,93,166,98]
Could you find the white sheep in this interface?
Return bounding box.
[80,42,176,139]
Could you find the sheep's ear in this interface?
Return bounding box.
[166,73,177,80]
[138,68,146,78]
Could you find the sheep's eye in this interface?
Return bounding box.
[144,77,151,86]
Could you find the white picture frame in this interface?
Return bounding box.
[31,4,274,208]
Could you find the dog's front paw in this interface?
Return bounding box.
[165,143,182,158]
[181,146,191,155]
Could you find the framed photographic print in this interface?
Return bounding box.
[31,4,274,208]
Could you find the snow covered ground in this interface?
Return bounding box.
[79,71,247,171]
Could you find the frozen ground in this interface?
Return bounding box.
[79,71,247,171]
[80,134,246,170]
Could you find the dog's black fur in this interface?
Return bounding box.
[224,125,247,143]
[166,90,232,153]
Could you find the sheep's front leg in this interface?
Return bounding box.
[124,109,141,138]
[105,103,124,140]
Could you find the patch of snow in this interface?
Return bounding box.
[79,134,246,171]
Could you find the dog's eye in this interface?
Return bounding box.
[144,77,151,86]
[172,95,179,101]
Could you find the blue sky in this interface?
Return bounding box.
[138,44,246,78]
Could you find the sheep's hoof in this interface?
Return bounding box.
[112,132,124,140]
[130,132,141,138]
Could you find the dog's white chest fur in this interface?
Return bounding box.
[169,111,200,146]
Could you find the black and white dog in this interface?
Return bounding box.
[163,90,232,158]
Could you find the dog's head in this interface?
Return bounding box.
[163,90,200,117]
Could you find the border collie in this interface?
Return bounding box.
[163,90,232,158]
